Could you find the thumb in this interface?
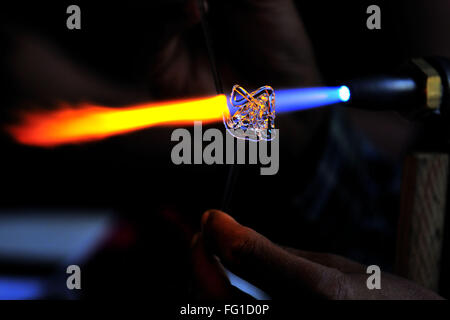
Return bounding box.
[190,232,256,300]
[190,232,233,299]
[201,209,345,299]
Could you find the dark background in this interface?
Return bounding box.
[0,0,446,299]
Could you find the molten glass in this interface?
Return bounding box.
[224,85,275,141]
[6,95,229,147]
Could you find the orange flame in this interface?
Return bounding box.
[6,95,229,147]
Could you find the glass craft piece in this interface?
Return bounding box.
[224,85,276,141]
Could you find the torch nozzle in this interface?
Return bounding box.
[342,57,450,120]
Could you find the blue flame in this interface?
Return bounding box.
[228,86,350,116]
[275,86,350,114]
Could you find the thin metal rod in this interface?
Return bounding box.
[221,150,240,212]
[198,0,224,95]
[197,0,237,212]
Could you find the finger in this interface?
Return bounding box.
[190,232,254,300]
[190,232,233,300]
[201,209,345,299]
[281,247,366,274]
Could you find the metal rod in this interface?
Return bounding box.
[198,0,223,95]
[197,0,237,212]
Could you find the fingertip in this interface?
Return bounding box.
[201,209,255,263]
[201,209,230,231]
[202,209,236,227]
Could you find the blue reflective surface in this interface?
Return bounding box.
[0,277,44,300]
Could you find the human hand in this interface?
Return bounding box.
[190,209,443,300]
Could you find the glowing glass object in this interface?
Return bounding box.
[224,85,275,141]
